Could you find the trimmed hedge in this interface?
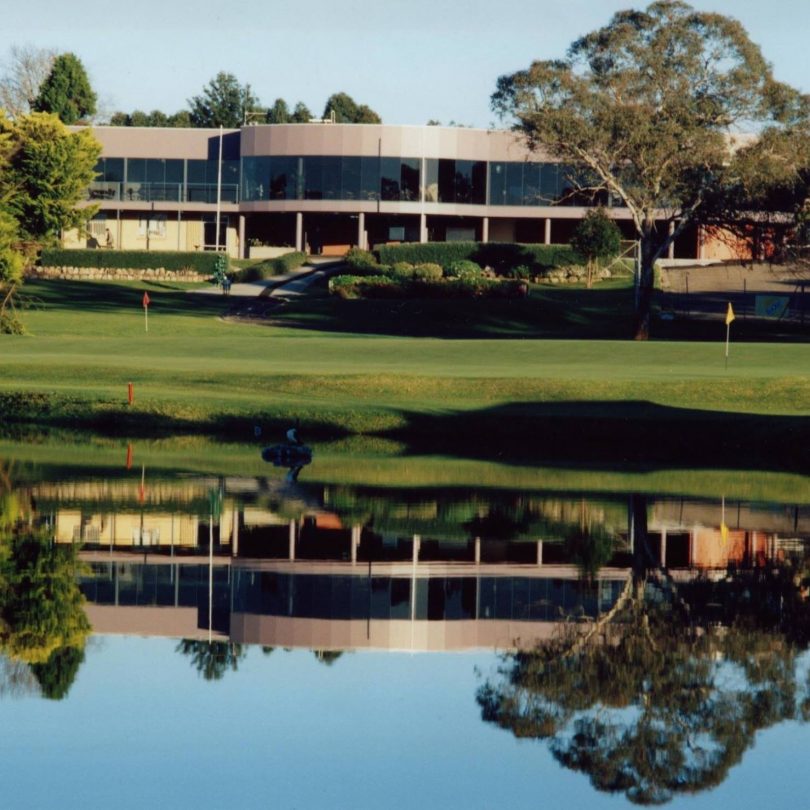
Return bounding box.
[234,251,308,282]
[376,241,578,276]
[329,274,528,300]
[377,242,477,267]
[41,248,228,274]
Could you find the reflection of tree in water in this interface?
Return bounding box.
[176,640,246,681]
[0,526,90,664]
[0,499,91,699]
[314,649,343,666]
[477,495,810,805]
[31,645,86,700]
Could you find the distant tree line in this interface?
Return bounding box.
[109,73,382,129]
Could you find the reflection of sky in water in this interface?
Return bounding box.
[0,638,808,809]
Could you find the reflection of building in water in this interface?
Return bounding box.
[29,477,810,650]
[649,500,810,570]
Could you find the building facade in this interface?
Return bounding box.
[68,123,733,261]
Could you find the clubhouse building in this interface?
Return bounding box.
[69,123,741,261]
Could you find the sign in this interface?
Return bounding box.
[754,295,789,319]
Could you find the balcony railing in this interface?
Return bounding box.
[88,182,240,204]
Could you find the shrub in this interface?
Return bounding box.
[345,247,378,270]
[412,263,443,281]
[474,243,578,276]
[384,262,415,281]
[505,264,532,280]
[328,274,528,300]
[376,241,579,276]
[328,274,364,298]
[40,248,227,274]
[444,259,483,279]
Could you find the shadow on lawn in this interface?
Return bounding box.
[25,278,229,319]
[388,400,810,473]
[267,284,637,339]
[4,392,806,474]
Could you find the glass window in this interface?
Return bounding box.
[270,157,299,200]
[360,156,379,201]
[341,157,362,200]
[489,162,506,205]
[380,157,401,201]
[401,158,420,201]
[241,156,270,201]
[126,158,146,183]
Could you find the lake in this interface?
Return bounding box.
[1,435,808,808]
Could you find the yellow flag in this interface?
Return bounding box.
[725,302,735,325]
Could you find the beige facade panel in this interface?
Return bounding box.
[88,126,239,159]
[240,123,554,162]
[229,614,558,652]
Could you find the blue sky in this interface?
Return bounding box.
[2,0,808,127]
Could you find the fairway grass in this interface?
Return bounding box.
[2,279,809,470]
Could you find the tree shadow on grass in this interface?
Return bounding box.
[387,400,810,473]
[24,279,228,319]
[266,285,637,339]
[3,390,807,473]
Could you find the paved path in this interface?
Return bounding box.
[193,257,346,321]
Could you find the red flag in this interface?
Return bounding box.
[142,291,150,308]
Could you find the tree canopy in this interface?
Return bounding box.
[477,497,810,804]
[0,45,56,119]
[0,111,100,242]
[492,0,808,337]
[266,98,291,124]
[108,109,192,128]
[570,208,622,288]
[32,52,96,125]
[322,92,381,124]
[188,72,261,128]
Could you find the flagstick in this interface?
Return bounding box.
[725,321,730,369]
[144,306,148,333]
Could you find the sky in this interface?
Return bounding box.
[1,0,809,128]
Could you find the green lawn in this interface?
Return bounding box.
[2,278,809,469]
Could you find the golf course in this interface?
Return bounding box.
[1,274,809,470]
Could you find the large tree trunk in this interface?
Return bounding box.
[633,226,657,340]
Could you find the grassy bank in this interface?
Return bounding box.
[2,278,809,469]
[3,434,809,505]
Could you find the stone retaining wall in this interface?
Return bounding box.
[28,266,210,282]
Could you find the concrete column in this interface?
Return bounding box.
[474,537,481,564]
[288,520,296,561]
[351,525,361,564]
[238,215,246,260]
[668,221,675,260]
[697,225,705,261]
[419,214,427,243]
[544,218,552,245]
[536,541,543,566]
[661,527,667,568]
[481,217,489,244]
[295,212,303,252]
[357,213,366,250]
[412,534,421,563]
[232,508,240,558]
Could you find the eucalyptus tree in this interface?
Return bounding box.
[492,1,808,337]
[477,497,810,803]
